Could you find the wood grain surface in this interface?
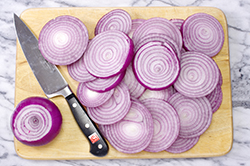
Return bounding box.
[14,6,233,160]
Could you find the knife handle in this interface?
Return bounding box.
[65,93,109,157]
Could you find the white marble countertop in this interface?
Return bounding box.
[1,0,250,165]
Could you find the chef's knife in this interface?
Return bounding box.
[13,13,109,157]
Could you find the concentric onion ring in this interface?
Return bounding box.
[166,136,200,153]
[132,17,183,50]
[98,100,154,153]
[168,92,212,138]
[11,97,62,146]
[67,56,96,83]
[182,13,224,57]
[133,41,180,90]
[141,99,180,152]
[39,15,89,65]
[84,30,133,78]
[95,9,132,35]
[87,81,131,125]
[174,51,220,98]
[170,18,184,30]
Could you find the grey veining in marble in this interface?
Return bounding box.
[1,0,250,165]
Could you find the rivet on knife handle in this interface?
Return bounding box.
[66,93,109,157]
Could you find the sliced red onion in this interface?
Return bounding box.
[11,97,62,146]
[166,136,200,153]
[84,30,133,78]
[98,100,154,153]
[39,15,89,65]
[164,86,175,101]
[95,9,132,35]
[77,82,114,107]
[133,41,180,90]
[174,51,220,98]
[123,63,145,98]
[132,17,183,50]
[181,13,224,57]
[128,19,145,38]
[67,56,96,83]
[139,86,175,101]
[134,33,181,59]
[168,92,212,138]
[218,69,223,86]
[141,99,180,152]
[170,18,184,30]
[206,84,223,113]
[87,81,131,125]
[85,71,125,92]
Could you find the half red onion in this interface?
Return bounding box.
[98,100,154,153]
[85,71,125,92]
[84,30,134,78]
[181,13,224,57]
[168,92,212,138]
[39,15,89,65]
[11,97,62,146]
[133,41,180,90]
[67,56,96,83]
[141,98,180,152]
[95,9,132,35]
[174,51,220,98]
[166,136,200,153]
[123,63,145,99]
[77,82,114,107]
[87,81,131,125]
[132,17,183,50]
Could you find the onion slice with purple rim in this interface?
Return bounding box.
[11,97,62,146]
[206,84,223,113]
[85,71,125,92]
[98,100,154,153]
[168,92,212,138]
[132,17,183,50]
[174,51,219,98]
[128,19,145,38]
[166,136,200,153]
[141,99,180,152]
[38,15,89,65]
[133,41,180,90]
[77,82,114,107]
[181,13,224,57]
[67,56,96,83]
[170,18,184,30]
[95,9,132,35]
[87,81,131,125]
[84,30,133,78]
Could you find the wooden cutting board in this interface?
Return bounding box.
[14,6,232,160]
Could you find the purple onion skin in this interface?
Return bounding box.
[11,97,62,146]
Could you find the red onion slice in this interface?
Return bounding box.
[182,13,224,57]
[123,63,145,98]
[168,92,212,138]
[77,82,114,107]
[67,56,96,83]
[170,18,184,30]
[11,97,62,146]
[98,100,154,153]
[95,9,132,35]
[39,15,89,65]
[85,71,125,92]
[84,30,134,78]
[174,51,220,98]
[87,81,131,125]
[166,136,200,153]
[206,85,223,113]
[128,19,145,38]
[141,99,180,152]
[133,41,180,90]
[134,33,181,59]
[132,17,183,50]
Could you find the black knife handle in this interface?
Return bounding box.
[65,93,109,157]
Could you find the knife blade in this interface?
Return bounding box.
[13,13,109,157]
